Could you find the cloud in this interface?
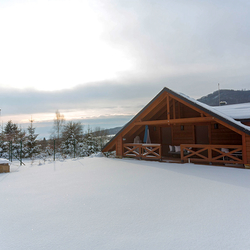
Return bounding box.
[1,0,250,139]
[0,69,249,121]
[0,0,134,90]
[1,0,250,96]
[99,0,250,85]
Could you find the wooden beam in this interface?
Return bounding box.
[123,124,144,140]
[178,102,181,119]
[167,94,170,120]
[242,133,247,164]
[119,93,167,137]
[138,94,166,120]
[135,116,214,126]
[143,97,167,121]
[168,93,211,116]
[173,99,176,119]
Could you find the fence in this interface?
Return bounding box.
[180,144,243,165]
[123,143,161,160]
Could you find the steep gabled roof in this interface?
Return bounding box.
[103,87,250,152]
[169,89,250,134]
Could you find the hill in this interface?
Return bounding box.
[197,89,250,106]
[102,126,122,135]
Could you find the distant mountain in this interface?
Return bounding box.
[85,126,122,139]
[197,89,250,106]
[89,126,122,137]
[104,126,123,135]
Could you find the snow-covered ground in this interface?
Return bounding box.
[1,157,250,250]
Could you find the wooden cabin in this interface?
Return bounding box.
[102,88,250,167]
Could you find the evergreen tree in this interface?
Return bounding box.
[61,121,83,156]
[4,120,21,142]
[93,127,108,151]
[0,131,8,158]
[82,127,99,156]
[3,120,26,160]
[39,142,54,162]
[24,119,40,159]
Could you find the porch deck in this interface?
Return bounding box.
[123,143,244,166]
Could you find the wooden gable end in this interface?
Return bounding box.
[134,92,215,126]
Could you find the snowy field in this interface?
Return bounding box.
[1,157,250,250]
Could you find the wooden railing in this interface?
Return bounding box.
[123,143,161,160]
[180,144,243,164]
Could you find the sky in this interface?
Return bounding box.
[0,0,250,138]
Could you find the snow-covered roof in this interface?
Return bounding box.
[177,91,250,134]
[212,103,250,120]
[0,158,10,164]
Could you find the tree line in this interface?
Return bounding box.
[0,110,109,161]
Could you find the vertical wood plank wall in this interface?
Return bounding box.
[210,123,242,145]
[116,136,123,157]
[246,134,250,164]
[149,126,161,143]
[172,124,195,145]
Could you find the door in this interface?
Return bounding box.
[161,127,172,156]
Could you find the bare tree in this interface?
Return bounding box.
[53,110,65,140]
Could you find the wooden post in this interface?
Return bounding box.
[192,125,195,144]
[178,102,181,119]
[167,94,170,120]
[20,141,22,166]
[208,124,212,144]
[116,136,123,157]
[173,99,176,119]
[74,139,76,158]
[180,145,184,162]
[54,140,56,161]
[208,146,212,162]
[242,134,247,164]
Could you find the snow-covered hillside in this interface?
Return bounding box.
[1,157,250,250]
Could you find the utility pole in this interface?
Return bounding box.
[0,109,2,133]
[218,83,221,106]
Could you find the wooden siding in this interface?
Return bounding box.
[242,121,250,126]
[153,99,201,121]
[210,123,242,145]
[179,103,201,118]
[0,164,10,173]
[246,135,250,164]
[149,126,161,143]
[172,124,195,145]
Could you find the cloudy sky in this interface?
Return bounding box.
[0,0,250,138]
